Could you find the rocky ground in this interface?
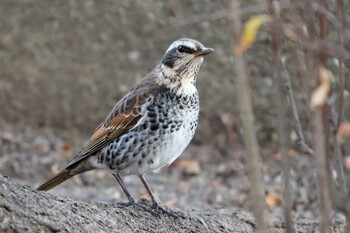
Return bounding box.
[0,119,340,223]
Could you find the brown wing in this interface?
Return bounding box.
[66,84,154,169]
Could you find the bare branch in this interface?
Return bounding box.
[228,1,267,232]
[280,58,315,156]
[311,106,332,232]
[305,1,332,232]
[221,112,244,172]
[170,2,298,27]
[283,30,350,65]
[334,0,346,132]
[330,2,350,232]
[266,1,294,232]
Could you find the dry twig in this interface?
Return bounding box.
[266,1,294,232]
[280,59,315,156]
[306,2,332,232]
[228,1,267,232]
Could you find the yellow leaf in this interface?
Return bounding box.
[265,191,283,208]
[235,15,270,54]
[310,65,332,109]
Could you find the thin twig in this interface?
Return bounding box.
[305,1,332,232]
[170,2,301,27]
[280,59,315,156]
[282,34,350,65]
[335,0,345,132]
[328,0,347,196]
[332,1,350,232]
[170,1,350,45]
[221,112,244,172]
[312,2,346,35]
[331,139,347,213]
[266,1,294,232]
[318,0,328,66]
[312,106,332,233]
[228,1,267,232]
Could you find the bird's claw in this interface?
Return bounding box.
[117,197,148,211]
[150,202,183,218]
[117,198,182,218]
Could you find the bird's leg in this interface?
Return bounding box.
[139,175,181,218]
[113,174,145,210]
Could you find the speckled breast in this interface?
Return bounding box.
[98,89,199,175]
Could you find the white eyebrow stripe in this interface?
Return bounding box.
[165,40,198,53]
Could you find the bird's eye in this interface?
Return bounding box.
[177,45,195,54]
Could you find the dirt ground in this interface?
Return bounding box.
[0,119,341,223]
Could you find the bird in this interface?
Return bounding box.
[37,38,213,217]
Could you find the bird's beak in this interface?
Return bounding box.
[194,47,214,57]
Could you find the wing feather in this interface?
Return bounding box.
[66,87,153,168]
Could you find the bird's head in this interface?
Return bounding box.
[159,38,214,85]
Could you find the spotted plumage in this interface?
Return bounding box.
[37,38,213,217]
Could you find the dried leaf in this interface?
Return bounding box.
[337,122,350,139]
[265,191,283,208]
[344,156,350,170]
[173,159,201,175]
[310,65,331,109]
[235,15,270,54]
[273,149,299,160]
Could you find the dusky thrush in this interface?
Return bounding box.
[37,38,213,217]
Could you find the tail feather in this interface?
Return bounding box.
[37,156,95,191]
[36,169,74,191]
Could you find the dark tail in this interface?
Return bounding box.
[37,156,95,191]
[36,169,75,191]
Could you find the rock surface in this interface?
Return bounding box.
[0,176,345,233]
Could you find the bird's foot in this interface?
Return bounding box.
[117,197,146,211]
[117,198,182,218]
[150,202,183,219]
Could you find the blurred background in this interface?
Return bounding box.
[1,0,348,222]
